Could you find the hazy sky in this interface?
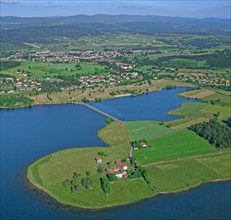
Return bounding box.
[0,0,230,19]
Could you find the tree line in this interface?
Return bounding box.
[0,95,33,107]
[189,119,231,148]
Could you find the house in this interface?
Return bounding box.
[116,160,128,170]
[115,170,127,179]
[140,142,147,148]
[95,157,102,164]
[106,168,114,174]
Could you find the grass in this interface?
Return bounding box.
[27,122,154,209]
[180,89,215,99]
[146,153,231,193]
[4,61,107,79]
[167,102,230,130]
[125,120,175,141]
[180,89,231,106]
[134,130,217,165]
[204,93,231,106]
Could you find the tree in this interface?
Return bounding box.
[97,166,103,173]
[100,177,110,193]
[73,172,81,179]
[81,178,92,189]
[107,174,117,182]
[106,117,114,125]
[86,171,91,177]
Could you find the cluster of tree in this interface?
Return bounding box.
[81,178,92,189]
[62,171,94,192]
[62,172,82,193]
[41,76,81,93]
[226,118,231,128]
[106,173,118,182]
[106,117,114,125]
[100,177,110,193]
[153,50,231,69]
[128,166,148,182]
[0,95,33,107]
[94,97,102,102]
[164,85,177,90]
[0,61,21,71]
[0,73,15,79]
[81,97,89,103]
[97,166,103,174]
[189,119,231,148]
[98,151,106,157]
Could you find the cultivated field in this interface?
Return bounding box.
[125,120,175,141]
[134,130,217,165]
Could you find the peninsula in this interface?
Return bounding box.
[27,92,231,209]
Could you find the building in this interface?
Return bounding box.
[115,160,128,170]
[95,157,102,163]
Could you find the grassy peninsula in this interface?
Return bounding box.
[27,101,231,209]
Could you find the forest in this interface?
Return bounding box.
[0,95,33,107]
[0,61,21,71]
[189,119,231,149]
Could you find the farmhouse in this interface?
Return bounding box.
[140,142,147,148]
[116,160,128,170]
[115,171,128,179]
[95,157,102,163]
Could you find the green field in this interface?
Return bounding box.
[146,153,231,192]
[180,89,231,107]
[134,130,217,165]
[167,102,230,130]
[125,120,175,140]
[204,92,231,106]
[3,61,107,79]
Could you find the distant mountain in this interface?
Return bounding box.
[203,18,231,25]
[0,15,230,45]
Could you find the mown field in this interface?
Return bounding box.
[134,130,217,165]
[146,152,231,192]
[180,89,231,106]
[125,120,175,141]
[167,102,230,130]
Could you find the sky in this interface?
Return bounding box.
[0,0,230,19]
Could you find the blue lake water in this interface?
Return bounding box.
[89,87,198,121]
[0,88,230,220]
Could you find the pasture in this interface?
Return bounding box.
[125,120,175,141]
[133,130,217,165]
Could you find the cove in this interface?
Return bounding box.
[0,88,230,220]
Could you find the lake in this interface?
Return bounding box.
[0,87,230,220]
[88,87,198,121]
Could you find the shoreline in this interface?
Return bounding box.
[0,83,195,110]
[26,170,230,210]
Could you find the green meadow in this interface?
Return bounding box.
[134,130,217,165]
[167,102,230,130]
[125,120,175,141]
[4,61,107,78]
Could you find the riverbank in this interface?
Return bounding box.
[27,120,231,209]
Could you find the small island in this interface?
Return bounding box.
[27,99,231,209]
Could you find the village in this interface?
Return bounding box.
[0,49,230,95]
